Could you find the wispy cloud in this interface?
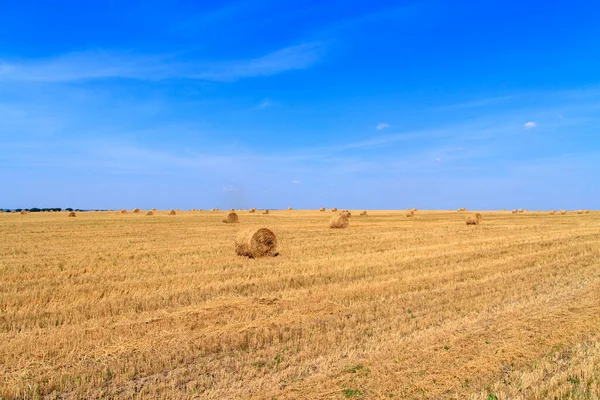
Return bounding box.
[376,123,390,130]
[255,98,272,109]
[291,180,300,184]
[0,43,324,83]
[524,121,537,129]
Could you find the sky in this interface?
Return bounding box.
[1,0,599,210]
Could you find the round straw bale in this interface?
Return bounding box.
[288,207,293,210]
[331,207,338,212]
[168,209,176,215]
[577,209,583,214]
[412,208,417,212]
[223,211,239,223]
[340,210,351,218]
[68,211,76,217]
[465,214,479,225]
[518,208,524,213]
[152,208,157,211]
[249,208,256,213]
[20,210,27,215]
[319,207,325,212]
[360,211,367,216]
[230,208,235,211]
[235,228,278,258]
[146,211,154,216]
[406,210,414,217]
[120,209,127,214]
[511,209,517,214]
[560,210,567,215]
[133,208,140,214]
[329,214,349,229]
[262,210,269,215]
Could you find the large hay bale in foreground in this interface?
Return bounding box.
[262,210,269,215]
[406,210,415,217]
[319,207,326,212]
[223,211,239,223]
[146,211,154,216]
[465,214,480,225]
[68,211,76,217]
[168,209,176,216]
[329,214,349,229]
[133,208,140,214]
[235,228,278,258]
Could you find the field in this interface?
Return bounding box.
[1,210,599,399]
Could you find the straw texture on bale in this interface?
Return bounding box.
[329,214,349,229]
[168,210,176,216]
[68,211,76,217]
[146,211,154,216]
[340,210,351,218]
[262,210,269,215]
[235,228,278,258]
[465,214,480,225]
[223,211,239,224]
[133,208,140,214]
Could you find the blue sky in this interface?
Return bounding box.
[1,0,599,210]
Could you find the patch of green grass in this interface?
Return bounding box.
[343,388,363,398]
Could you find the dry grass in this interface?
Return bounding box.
[1,210,599,399]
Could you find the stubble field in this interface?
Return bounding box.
[1,210,599,399]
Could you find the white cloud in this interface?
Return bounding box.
[291,180,300,184]
[435,158,441,162]
[255,98,272,109]
[376,123,390,130]
[0,42,323,83]
[524,121,537,129]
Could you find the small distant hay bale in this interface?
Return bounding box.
[168,209,176,216]
[457,208,467,212]
[577,209,583,214]
[191,208,196,211]
[518,208,524,213]
[152,208,157,211]
[360,211,367,216]
[319,207,325,212]
[412,208,417,212]
[223,211,239,223]
[288,207,293,211]
[331,207,338,212]
[146,211,154,216]
[560,210,567,215]
[585,210,591,214]
[20,210,27,215]
[340,210,351,218]
[406,210,414,217]
[330,214,349,229]
[230,208,235,212]
[249,208,256,213]
[133,208,140,214]
[511,209,517,214]
[68,211,76,217]
[465,214,480,225]
[235,228,278,258]
[120,209,127,214]
[549,210,556,215]
[262,210,269,215]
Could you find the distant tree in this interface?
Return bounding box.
[65,208,73,212]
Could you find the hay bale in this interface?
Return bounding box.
[288,207,293,211]
[329,213,349,229]
[406,210,414,217]
[249,208,256,213]
[168,209,176,216]
[585,210,591,214]
[457,208,467,212]
[360,211,367,216]
[262,210,269,215]
[223,211,239,224]
[235,228,278,258]
[68,211,76,217]
[518,208,524,213]
[331,207,338,212]
[146,211,154,216]
[412,208,417,212]
[152,208,157,211]
[133,208,140,214]
[465,214,480,225]
[577,209,583,214]
[319,207,326,212]
[120,209,127,214]
[511,209,517,214]
[560,210,567,215]
[340,210,351,218]
[20,210,27,215]
[549,210,556,215]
